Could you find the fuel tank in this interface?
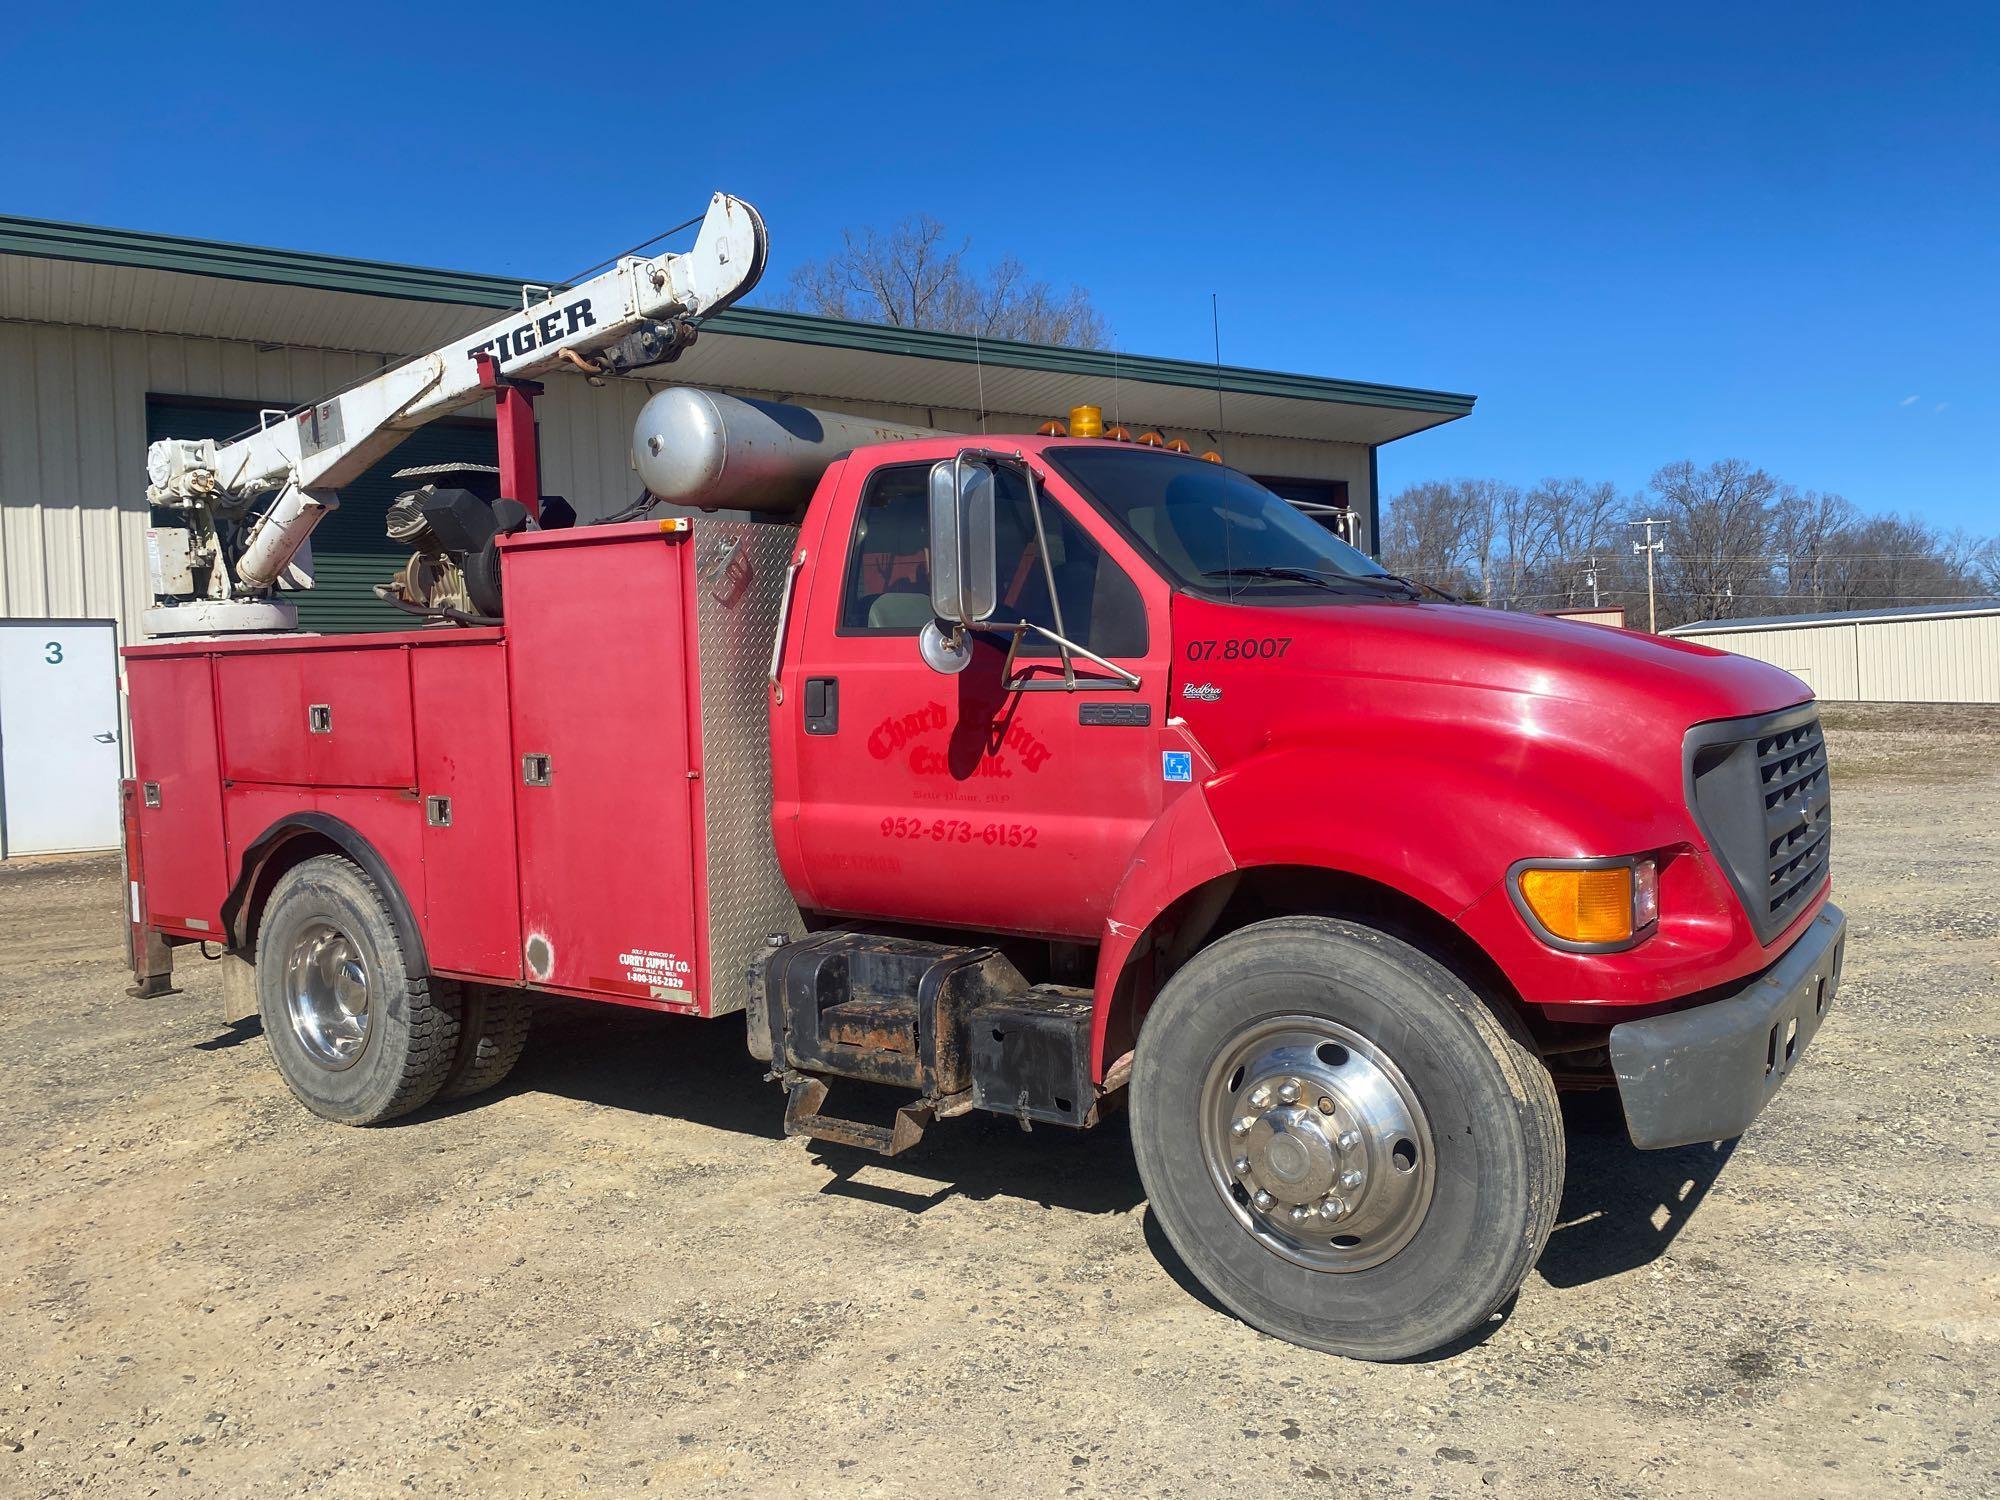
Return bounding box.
[632,388,943,513]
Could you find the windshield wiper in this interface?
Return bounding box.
[1203,564,1419,599]
[1202,565,1380,593]
[1365,569,1460,603]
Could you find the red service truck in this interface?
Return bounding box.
[119,198,1844,1359]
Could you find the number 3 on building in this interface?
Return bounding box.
[45,641,63,665]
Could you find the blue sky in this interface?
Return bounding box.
[3,4,1992,530]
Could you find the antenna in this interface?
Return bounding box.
[1210,293,1226,452]
[973,332,988,433]
[1213,293,1234,596]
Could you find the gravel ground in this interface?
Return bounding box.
[1,704,1995,1498]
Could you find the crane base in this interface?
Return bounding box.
[143,600,299,637]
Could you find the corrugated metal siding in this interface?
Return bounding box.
[1677,617,2000,703]
[0,323,385,645]
[1855,616,2000,702]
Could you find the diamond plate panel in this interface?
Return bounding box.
[694,520,806,1015]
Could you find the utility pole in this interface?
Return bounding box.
[1629,518,1668,632]
[1583,557,1601,609]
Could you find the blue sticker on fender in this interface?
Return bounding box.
[1162,750,1193,783]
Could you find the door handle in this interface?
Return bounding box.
[93,732,118,743]
[804,677,839,735]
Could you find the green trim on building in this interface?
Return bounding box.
[0,215,525,308]
[0,213,1476,420]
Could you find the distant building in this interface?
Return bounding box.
[1666,603,2000,704]
[1543,606,1627,629]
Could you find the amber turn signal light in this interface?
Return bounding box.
[1516,865,1635,946]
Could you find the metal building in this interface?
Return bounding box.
[1667,603,2000,703]
[1543,606,1627,629]
[0,212,1474,645]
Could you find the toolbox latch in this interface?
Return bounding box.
[521,753,553,787]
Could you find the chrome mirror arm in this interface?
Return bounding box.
[964,618,1142,691]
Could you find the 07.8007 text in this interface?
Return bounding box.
[1184,637,1291,662]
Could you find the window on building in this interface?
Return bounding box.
[1255,476,1357,545]
[146,396,500,634]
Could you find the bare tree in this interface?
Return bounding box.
[1648,459,1783,626]
[1383,459,1995,629]
[776,215,1110,348]
[1531,478,1624,607]
[1964,536,2000,598]
[1380,480,1478,596]
[1770,489,1858,613]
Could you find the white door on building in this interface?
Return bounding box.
[0,620,122,856]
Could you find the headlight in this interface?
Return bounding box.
[1510,857,1659,951]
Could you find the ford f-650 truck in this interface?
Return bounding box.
[119,194,1843,1359]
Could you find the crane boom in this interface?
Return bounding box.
[142,192,766,632]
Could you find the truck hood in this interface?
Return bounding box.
[1170,595,1816,876]
[1311,600,1807,723]
[1172,595,1812,743]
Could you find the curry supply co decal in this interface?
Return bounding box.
[617,946,692,996]
[866,701,1053,779]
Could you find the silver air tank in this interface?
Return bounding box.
[632,388,943,513]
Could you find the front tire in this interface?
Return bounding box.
[255,855,459,1125]
[1131,916,1562,1361]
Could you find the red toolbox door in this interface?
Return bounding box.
[502,528,702,1008]
[413,639,521,981]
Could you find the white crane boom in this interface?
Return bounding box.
[143,192,766,633]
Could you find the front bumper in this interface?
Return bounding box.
[1609,902,1845,1149]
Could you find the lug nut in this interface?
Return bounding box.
[1233,1156,1252,1177]
[1317,1096,1335,1115]
[1340,1169,1364,1190]
[1320,1197,1347,1220]
[1277,1079,1302,1104]
[1337,1130,1362,1151]
[1252,1190,1275,1211]
[1288,1205,1312,1224]
[1249,1084,1273,1108]
[1232,1115,1256,1138]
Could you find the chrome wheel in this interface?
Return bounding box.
[1200,1015,1436,1271]
[284,920,372,1070]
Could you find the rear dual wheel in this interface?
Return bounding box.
[256,856,530,1124]
[1132,916,1563,1361]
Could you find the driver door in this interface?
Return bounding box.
[783,454,1169,940]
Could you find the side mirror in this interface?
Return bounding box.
[928,457,997,624]
[917,618,972,674]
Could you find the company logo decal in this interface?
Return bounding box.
[867,701,1052,779]
[1181,682,1222,702]
[464,297,600,364]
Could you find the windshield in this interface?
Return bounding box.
[1046,446,1408,601]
